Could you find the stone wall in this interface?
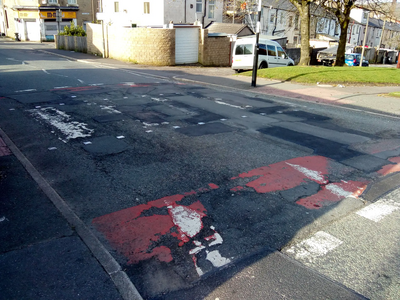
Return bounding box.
[87,23,175,65]
[199,29,231,67]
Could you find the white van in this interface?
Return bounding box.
[232,37,294,72]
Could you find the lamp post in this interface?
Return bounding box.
[251,0,262,87]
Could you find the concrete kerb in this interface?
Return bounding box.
[0,127,143,300]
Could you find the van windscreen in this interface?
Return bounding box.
[235,44,253,55]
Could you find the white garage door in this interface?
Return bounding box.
[175,27,199,64]
[26,21,40,41]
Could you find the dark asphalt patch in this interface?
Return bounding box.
[128,111,168,123]
[250,106,289,115]
[10,92,61,104]
[306,120,375,138]
[82,136,129,155]
[279,181,321,202]
[340,155,392,172]
[259,126,362,161]
[184,112,226,124]
[176,122,235,136]
[283,111,331,121]
[93,114,125,123]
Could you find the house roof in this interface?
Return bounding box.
[205,22,254,35]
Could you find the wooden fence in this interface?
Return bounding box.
[55,35,87,53]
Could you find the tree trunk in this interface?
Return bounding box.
[336,9,351,67]
[298,2,311,66]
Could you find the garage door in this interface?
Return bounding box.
[175,27,199,64]
[26,21,40,41]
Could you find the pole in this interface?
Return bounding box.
[360,12,369,68]
[251,0,262,87]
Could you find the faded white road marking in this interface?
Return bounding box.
[285,231,343,263]
[54,86,70,89]
[189,241,206,255]
[168,205,203,238]
[356,199,400,222]
[42,69,50,74]
[78,79,84,83]
[0,216,7,222]
[29,107,94,142]
[206,250,231,267]
[286,162,328,184]
[215,100,245,110]
[15,89,36,93]
[326,183,354,197]
[99,105,121,114]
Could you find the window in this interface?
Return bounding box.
[277,46,286,58]
[48,0,57,3]
[144,2,150,14]
[235,44,253,55]
[196,0,202,13]
[114,2,119,12]
[97,0,101,12]
[294,14,299,30]
[280,12,284,24]
[208,0,215,18]
[267,45,276,56]
[288,16,293,27]
[270,13,275,24]
[258,44,267,55]
[68,0,77,4]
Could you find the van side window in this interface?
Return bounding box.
[259,44,267,55]
[277,46,287,58]
[235,44,253,55]
[267,45,276,56]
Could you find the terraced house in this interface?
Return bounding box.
[0,0,97,41]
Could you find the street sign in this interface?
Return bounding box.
[56,10,62,22]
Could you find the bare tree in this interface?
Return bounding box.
[287,0,313,65]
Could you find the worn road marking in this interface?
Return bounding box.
[285,231,343,263]
[356,198,400,222]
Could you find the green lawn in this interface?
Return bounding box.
[388,92,400,98]
[241,66,400,86]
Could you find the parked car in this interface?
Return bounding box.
[232,37,294,72]
[317,45,354,66]
[345,53,369,67]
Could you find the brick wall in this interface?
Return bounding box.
[87,23,175,65]
[199,29,231,67]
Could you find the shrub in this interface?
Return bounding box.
[59,22,86,37]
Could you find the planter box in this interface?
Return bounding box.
[55,35,87,53]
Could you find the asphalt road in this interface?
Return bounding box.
[0,40,399,299]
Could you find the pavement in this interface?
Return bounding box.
[0,40,399,300]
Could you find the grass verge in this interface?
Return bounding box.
[388,92,400,98]
[241,66,400,86]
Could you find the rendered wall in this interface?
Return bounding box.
[199,29,231,67]
[87,23,175,65]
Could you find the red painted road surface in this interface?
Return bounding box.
[92,154,400,272]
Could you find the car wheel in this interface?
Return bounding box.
[288,63,294,66]
[259,62,268,69]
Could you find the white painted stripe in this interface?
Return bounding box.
[0,216,6,222]
[285,231,343,263]
[206,250,231,267]
[42,69,50,74]
[356,199,400,222]
[326,183,353,197]
[168,205,203,238]
[78,79,84,83]
[99,105,121,114]
[54,86,71,89]
[215,100,245,110]
[286,162,328,184]
[15,89,36,93]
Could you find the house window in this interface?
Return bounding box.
[363,12,368,20]
[294,14,299,30]
[288,16,293,27]
[280,12,284,24]
[68,0,77,4]
[114,2,119,12]
[208,0,215,19]
[270,13,275,23]
[48,0,57,3]
[196,0,202,13]
[144,2,150,14]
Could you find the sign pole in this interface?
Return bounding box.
[251,0,262,87]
